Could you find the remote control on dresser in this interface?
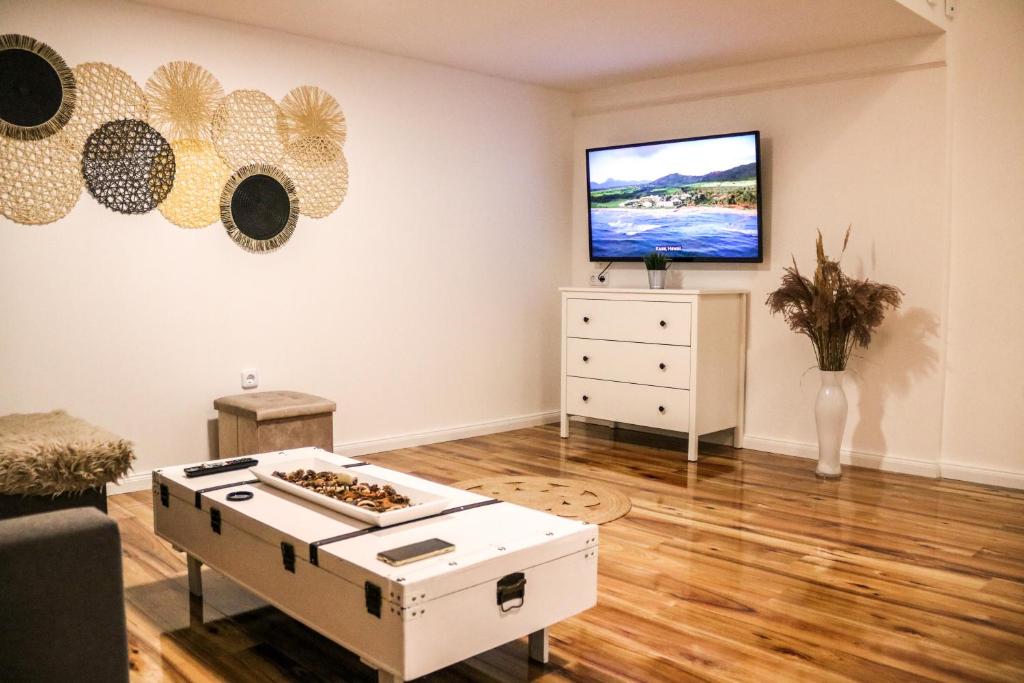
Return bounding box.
[184,457,258,478]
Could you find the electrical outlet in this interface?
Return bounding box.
[590,272,610,287]
[241,369,259,390]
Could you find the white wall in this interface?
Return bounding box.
[0,0,573,475]
[570,38,950,476]
[938,0,1024,485]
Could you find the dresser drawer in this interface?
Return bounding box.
[566,338,690,389]
[566,377,689,432]
[566,299,691,345]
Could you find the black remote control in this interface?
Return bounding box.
[184,457,258,478]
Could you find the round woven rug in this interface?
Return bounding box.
[452,476,631,525]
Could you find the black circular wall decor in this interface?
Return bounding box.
[220,163,299,253]
[0,34,77,140]
[81,119,176,214]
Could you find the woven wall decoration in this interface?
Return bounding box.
[61,62,147,154]
[282,150,348,219]
[277,85,346,168]
[82,119,175,214]
[145,61,223,142]
[211,89,284,169]
[0,131,82,224]
[0,34,76,141]
[220,163,298,253]
[159,138,230,228]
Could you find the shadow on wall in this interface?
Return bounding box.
[207,418,219,460]
[850,306,939,457]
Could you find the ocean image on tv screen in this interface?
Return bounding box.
[588,133,760,260]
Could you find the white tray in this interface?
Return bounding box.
[250,457,449,527]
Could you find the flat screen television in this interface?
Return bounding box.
[587,130,763,262]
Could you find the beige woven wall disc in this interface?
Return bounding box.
[211,89,284,168]
[0,131,83,224]
[277,85,346,168]
[159,139,230,228]
[60,62,147,154]
[145,61,223,142]
[281,150,348,219]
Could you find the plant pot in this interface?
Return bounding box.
[647,269,666,289]
[814,370,847,479]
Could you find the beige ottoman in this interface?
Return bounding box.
[214,391,336,458]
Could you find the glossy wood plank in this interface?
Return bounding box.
[112,422,1024,681]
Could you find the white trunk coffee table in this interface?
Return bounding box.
[152,448,599,682]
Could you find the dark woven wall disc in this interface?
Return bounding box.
[0,34,76,140]
[221,163,298,253]
[82,119,175,214]
[231,174,291,241]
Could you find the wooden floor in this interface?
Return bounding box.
[112,423,1024,682]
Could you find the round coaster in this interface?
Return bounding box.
[221,163,298,253]
[451,476,631,525]
[0,131,82,224]
[0,34,76,141]
[211,89,284,169]
[82,119,175,214]
[277,85,346,168]
[61,62,148,154]
[145,61,223,142]
[281,149,348,219]
[159,138,230,228]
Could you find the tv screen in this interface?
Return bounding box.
[587,131,762,262]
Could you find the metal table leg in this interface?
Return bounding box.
[187,554,203,597]
[529,628,549,664]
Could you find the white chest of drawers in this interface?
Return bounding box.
[559,288,748,461]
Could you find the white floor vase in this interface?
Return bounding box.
[814,370,847,479]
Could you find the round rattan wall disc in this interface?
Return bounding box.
[0,34,76,140]
[451,476,631,525]
[282,150,348,219]
[82,119,175,214]
[211,89,284,169]
[221,163,298,253]
[0,131,82,224]
[145,61,224,142]
[61,62,147,154]
[277,85,346,168]
[159,138,230,228]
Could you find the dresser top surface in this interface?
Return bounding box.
[560,287,748,295]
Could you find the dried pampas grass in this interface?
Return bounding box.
[766,227,902,371]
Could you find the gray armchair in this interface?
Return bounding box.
[0,508,129,682]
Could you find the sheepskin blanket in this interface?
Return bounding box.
[0,410,134,496]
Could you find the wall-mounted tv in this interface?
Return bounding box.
[587,130,763,262]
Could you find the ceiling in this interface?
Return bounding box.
[134,0,942,91]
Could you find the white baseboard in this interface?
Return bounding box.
[108,470,153,494]
[742,434,942,479]
[334,410,561,458]
[106,411,560,498]
[939,462,1024,489]
[107,416,1023,495]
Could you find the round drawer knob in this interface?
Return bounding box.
[659,320,667,327]
[582,395,589,402]
[658,405,665,413]
[659,363,666,370]
[583,316,590,323]
[582,355,589,362]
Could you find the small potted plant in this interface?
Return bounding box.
[766,228,902,479]
[643,251,670,289]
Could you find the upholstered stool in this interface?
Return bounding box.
[0,410,134,519]
[214,390,336,457]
